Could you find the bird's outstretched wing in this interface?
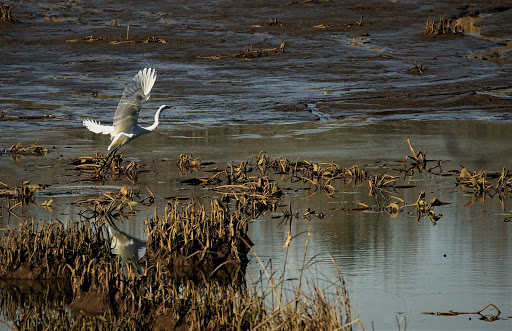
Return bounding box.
[112,68,157,134]
[83,119,114,135]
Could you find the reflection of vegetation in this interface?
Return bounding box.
[0,280,72,330]
[0,219,112,279]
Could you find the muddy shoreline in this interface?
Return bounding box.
[1,1,512,128]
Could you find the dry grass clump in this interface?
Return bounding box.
[71,151,140,182]
[424,15,464,36]
[454,167,512,208]
[0,219,112,280]
[144,199,253,271]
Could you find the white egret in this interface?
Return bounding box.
[83,68,170,158]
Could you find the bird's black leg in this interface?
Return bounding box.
[100,146,120,174]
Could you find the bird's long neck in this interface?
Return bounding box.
[144,105,167,132]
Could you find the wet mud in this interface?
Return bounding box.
[1,1,512,128]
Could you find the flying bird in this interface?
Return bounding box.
[83,68,170,157]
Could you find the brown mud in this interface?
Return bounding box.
[1,1,512,128]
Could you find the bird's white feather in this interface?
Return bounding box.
[83,68,167,151]
[112,68,157,134]
[83,119,114,135]
[139,68,156,97]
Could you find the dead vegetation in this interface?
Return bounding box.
[454,166,512,207]
[412,189,447,225]
[0,197,357,330]
[72,185,155,219]
[66,35,166,44]
[198,42,285,60]
[1,138,511,328]
[0,181,42,218]
[423,303,502,322]
[143,198,253,276]
[424,15,464,36]
[252,17,285,28]
[0,3,18,23]
[71,151,141,183]
[3,142,48,156]
[284,0,332,6]
[0,108,55,120]
[177,153,201,172]
[408,62,426,75]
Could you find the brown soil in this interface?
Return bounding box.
[0,1,511,127]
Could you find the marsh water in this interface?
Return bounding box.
[2,0,512,329]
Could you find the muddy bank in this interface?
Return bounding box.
[0,0,511,129]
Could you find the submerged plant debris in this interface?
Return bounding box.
[198,42,286,60]
[423,303,503,322]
